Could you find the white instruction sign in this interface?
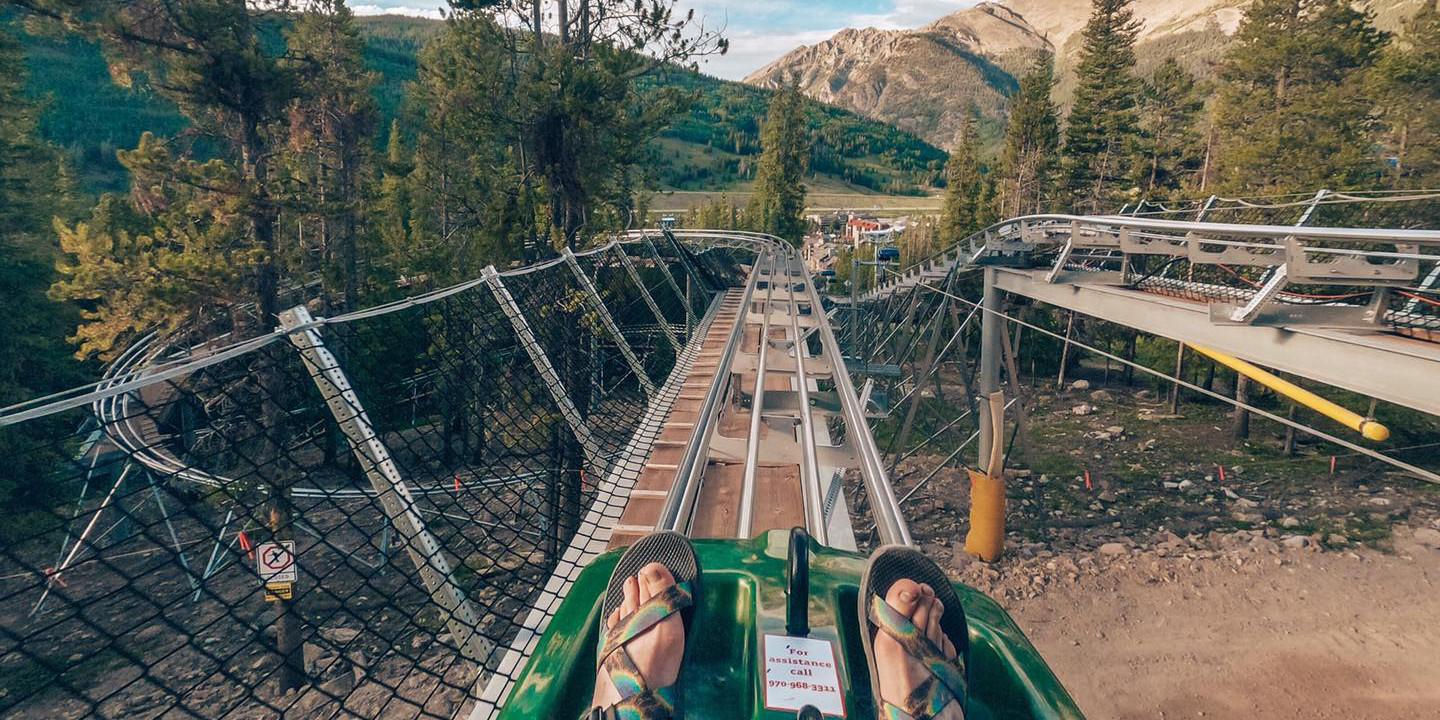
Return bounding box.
[256,541,297,584]
[762,634,846,716]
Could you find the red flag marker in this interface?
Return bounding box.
[1330,456,1337,474]
[1218,465,1227,483]
[238,530,254,560]
[455,475,461,492]
[1083,470,1093,491]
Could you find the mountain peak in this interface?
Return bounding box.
[743,3,1051,150]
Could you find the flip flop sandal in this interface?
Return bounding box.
[584,531,702,720]
[859,545,970,720]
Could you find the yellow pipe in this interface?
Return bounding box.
[1189,345,1390,442]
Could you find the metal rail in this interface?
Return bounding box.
[736,252,779,537]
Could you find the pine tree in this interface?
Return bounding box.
[0,28,84,524]
[995,60,1061,218]
[1135,58,1206,199]
[285,0,378,314]
[378,120,416,261]
[1374,2,1440,190]
[746,87,811,244]
[1061,0,1144,213]
[939,112,986,241]
[1213,0,1388,193]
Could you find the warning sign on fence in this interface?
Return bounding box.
[264,583,293,602]
[256,541,297,584]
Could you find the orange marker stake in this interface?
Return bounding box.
[1218,465,1227,483]
[1330,456,1337,474]
[1083,470,1093,491]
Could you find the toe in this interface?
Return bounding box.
[607,606,622,631]
[884,578,924,615]
[641,562,675,599]
[942,635,958,660]
[622,575,640,616]
[927,599,945,646]
[912,591,933,633]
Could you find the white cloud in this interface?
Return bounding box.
[700,27,842,79]
[351,3,446,20]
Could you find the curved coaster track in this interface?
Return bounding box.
[0,195,1437,719]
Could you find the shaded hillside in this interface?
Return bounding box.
[10,15,944,198]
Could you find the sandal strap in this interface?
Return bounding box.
[599,581,693,663]
[869,595,967,716]
[582,683,678,720]
[879,675,957,720]
[586,580,693,720]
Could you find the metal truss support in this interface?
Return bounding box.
[1232,191,1330,324]
[481,267,605,470]
[561,249,658,396]
[661,229,713,297]
[1194,195,1218,221]
[888,290,954,472]
[31,463,133,617]
[279,306,491,664]
[616,248,682,351]
[977,268,1003,465]
[641,234,698,324]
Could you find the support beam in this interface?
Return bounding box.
[989,268,1440,416]
[641,235,697,324]
[280,306,490,664]
[615,247,682,351]
[561,248,657,396]
[977,268,1003,464]
[482,267,604,471]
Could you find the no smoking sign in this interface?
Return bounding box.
[256,541,298,584]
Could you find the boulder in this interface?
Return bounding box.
[1070,379,1091,391]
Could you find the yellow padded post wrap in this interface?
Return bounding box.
[964,468,1006,562]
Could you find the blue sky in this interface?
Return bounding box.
[352,1,984,79]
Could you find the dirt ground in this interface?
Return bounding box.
[891,374,1440,720]
[946,528,1440,720]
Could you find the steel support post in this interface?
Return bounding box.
[642,234,697,324]
[977,268,1003,465]
[280,306,491,664]
[481,267,605,471]
[561,249,657,396]
[615,247,682,351]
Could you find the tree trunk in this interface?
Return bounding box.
[243,115,304,692]
[1232,374,1251,443]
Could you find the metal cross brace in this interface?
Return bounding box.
[280,305,491,664]
[615,247,682,351]
[481,267,606,472]
[640,234,697,324]
[561,248,658,396]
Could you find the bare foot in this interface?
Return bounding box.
[875,578,964,719]
[590,562,686,711]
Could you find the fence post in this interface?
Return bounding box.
[562,248,657,396]
[279,306,492,664]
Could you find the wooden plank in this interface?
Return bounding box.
[690,462,743,538]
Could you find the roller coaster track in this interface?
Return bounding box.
[6,212,1437,720]
[857,214,1440,416]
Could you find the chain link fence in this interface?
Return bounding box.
[0,237,736,720]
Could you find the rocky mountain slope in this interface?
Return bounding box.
[744,2,1052,150]
[746,0,1426,151]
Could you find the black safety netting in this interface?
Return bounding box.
[0,240,741,720]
